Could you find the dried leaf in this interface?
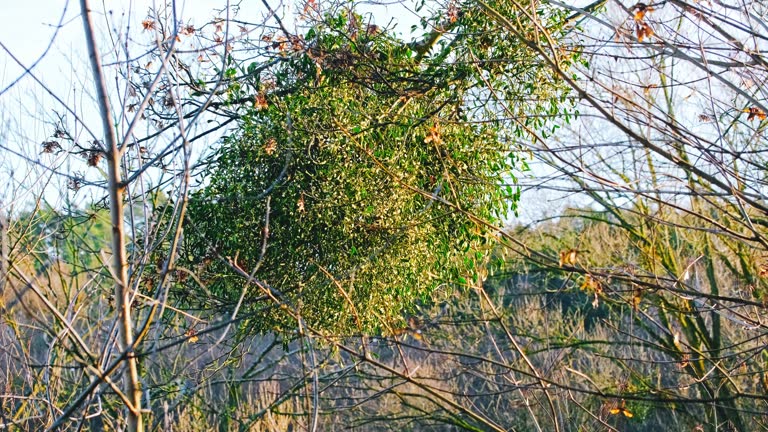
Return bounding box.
[180,25,196,36]
[759,268,768,279]
[142,19,156,31]
[264,137,277,155]
[609,400,633,418]
[175,270,188,283]
[559,249,578,267]
[366,25,381,37]
[636,21,654,42]
[41,141,61,154]
[86,150,102,167]
[303,0,317,15]
[407,316,420,330]
[632,287,642,311]
[745,107,766,121]
[254,93,268,111]
[185,328,199,343]
[214,18,225,33]
[391,327,407,336]
[424,123,443,145]
[67,175,83,192]
[447,2,460,23]
[581,274,602,293]
[164,94,175,108]
[271,36,288,52]
[633,3,654,21]
[290,36,304,52]
[756,256,768,277]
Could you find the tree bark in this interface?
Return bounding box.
[0,203,7,298]
[79,1,143,431]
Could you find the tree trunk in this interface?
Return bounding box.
[79,1,143,430]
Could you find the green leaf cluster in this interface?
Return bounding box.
[181,3,574,335]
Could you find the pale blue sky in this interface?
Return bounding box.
[0,1,263,209]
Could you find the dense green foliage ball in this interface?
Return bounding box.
[182,6,572,335]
